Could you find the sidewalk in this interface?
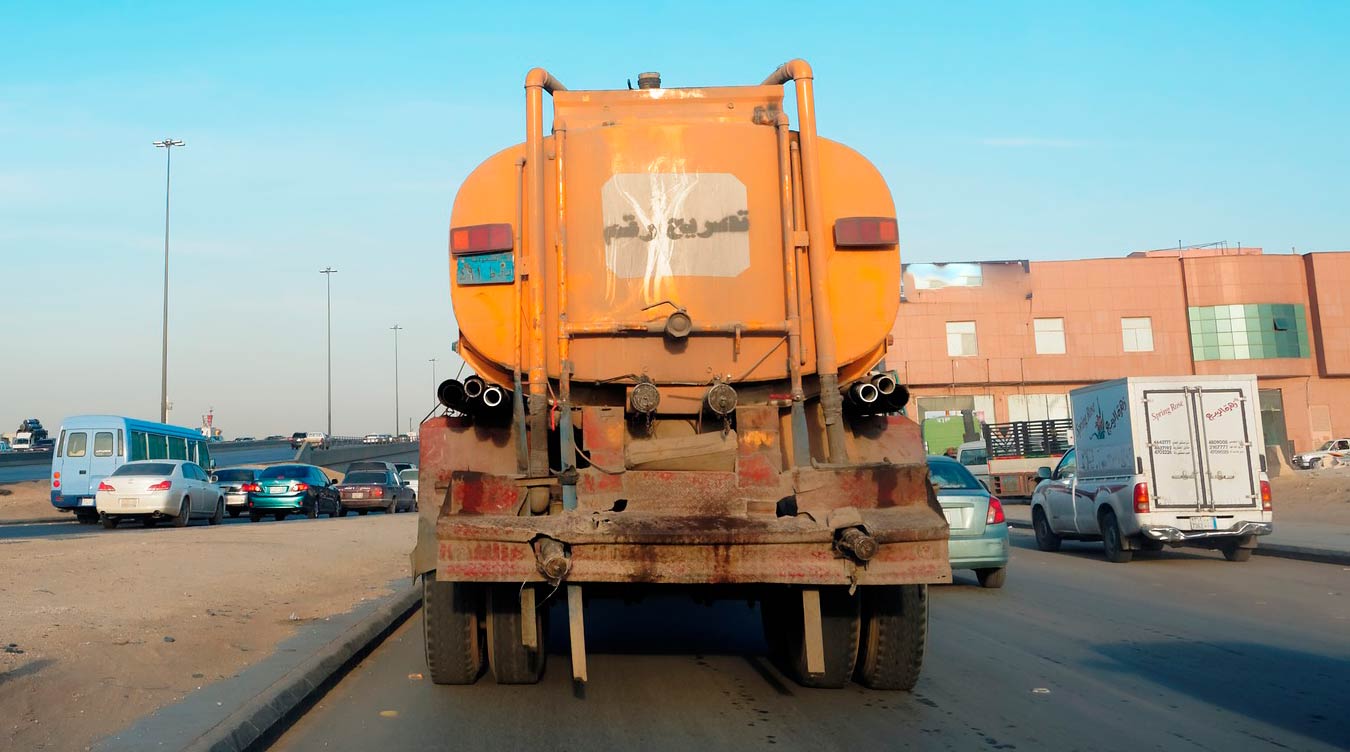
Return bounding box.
[1002,503,1350,565]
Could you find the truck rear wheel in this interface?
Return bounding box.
[1221,538,1254,562]
[1100,509,1133,563]
[485,584,547,684]
[854,584,928,691]
[423,573,484,685]
[765,586,860,689]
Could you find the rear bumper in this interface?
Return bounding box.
[224,492,249,508]
[341,497,390,510]
[248,494,305,510]
[51,492,96,510]
[948,524,1010,569]
[95,491,176,516]
[1141,521,1273,544]
[436,506,951,587]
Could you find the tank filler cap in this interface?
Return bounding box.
[637,72,661,89]
[664,310,692,339]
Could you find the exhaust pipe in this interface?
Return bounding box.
[437,379,467,412]
[886,384,911,412]
[847,382,879,406]
[836,527,878,562]
[482,385,507,409]
[871,372,897,396]
[463,376,485,399]
[534,537,571,583]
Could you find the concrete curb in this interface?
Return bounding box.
[187,585,421,752]
[1007,520,1350,566]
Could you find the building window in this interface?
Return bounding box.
[1188,303,1310,361]
[1033,318,1065,355]
[946,321,977,357]
[1122,317,1154,352]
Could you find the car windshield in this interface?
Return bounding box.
[344,471,387,484]
[401,469,419,480]
[111,462,175,477]
[1318,441,1336,451]
[259,466,311,480]
[959,447,988,466]
[214,469,256,482]
[928,460,984,490]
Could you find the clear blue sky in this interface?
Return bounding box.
[2,1,1346,437]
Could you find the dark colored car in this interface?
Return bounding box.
[245,464,341,521]
[347,460,399,475]
[336,469,416,515]
[290,432,307,449]
[213,466,260,517]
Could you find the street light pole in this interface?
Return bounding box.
[429,358,437,401]
[320,267,338,436]
[391,325,403,435]
[153,138,185,423]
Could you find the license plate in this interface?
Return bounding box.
[269,486,288,494]
[351,493,366,499]
[1189,516,1216,530]
[79,498,95,507]
[120,498,139,508]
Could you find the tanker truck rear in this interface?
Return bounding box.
[413,61,950,690]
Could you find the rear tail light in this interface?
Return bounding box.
[372,487,384,497]
[1260,480,1272,511]
[1133,482,1150,513]
[451,223,513,255]
[986,497,1005,525]
[97,481,115,492]
[833,217,899,248]
[294,482,309,492]
[242,482,259,493]
[53,478,61,489]
[148,480,172,491]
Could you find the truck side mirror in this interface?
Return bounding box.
[1036,466,1052,480]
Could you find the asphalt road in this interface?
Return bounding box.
[272,531,1348,752]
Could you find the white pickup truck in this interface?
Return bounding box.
[1031,376,1273,563]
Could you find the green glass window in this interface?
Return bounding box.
[1188,303,1309,361]
[148,434,168,460]
[168,437,188,460]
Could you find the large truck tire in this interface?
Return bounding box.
[485,585,547,684]
[854,584,928,691]
[423,573,484,685]
[765,586,860,689]
[1221,537,1254,562]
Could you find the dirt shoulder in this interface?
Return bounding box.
[0,513,416,751]
[0,480,58,521]
[1269,468,1350,526]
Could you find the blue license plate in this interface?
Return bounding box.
[456,251,514,286]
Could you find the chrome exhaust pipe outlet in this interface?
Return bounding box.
[463,375,485,399]
[847,382,879,405]
[482,385,506,409]
[887,384,911,412]
[871,372,897,396]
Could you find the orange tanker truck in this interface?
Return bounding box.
[413,60,950,690]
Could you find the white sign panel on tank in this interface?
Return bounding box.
[601,172,751,295]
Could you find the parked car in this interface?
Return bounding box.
[336,468,416,515]
[94,460,225,529]
[1291,438,1350,470]
[928,455,1009,588]
[212,466,260,517]
[1031,376,1272,563]
[246,464,340,521]
[399,467,419,500]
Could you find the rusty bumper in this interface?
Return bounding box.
[436,506,951,586]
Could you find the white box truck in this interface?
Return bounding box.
[1030,376,1273,563]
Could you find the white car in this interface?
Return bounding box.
[363,434,382,444]
[94,460,225,529]
[1291,438,1350,470]
[399,467,419,499]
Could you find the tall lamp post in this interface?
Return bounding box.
[319,267,338,436]
[153,138,185,423]
[390,325,403,435]
[428,358,437,401]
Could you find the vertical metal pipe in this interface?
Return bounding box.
[159,145,173,423]
[512,158,529,472]
[763,60,849,463]
[776,113,809,468]
[555,127,578,511]
[524,69,567,508]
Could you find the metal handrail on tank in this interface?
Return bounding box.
[761,59,849,464]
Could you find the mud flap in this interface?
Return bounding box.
[568,584,587,683]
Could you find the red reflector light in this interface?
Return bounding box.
[1133,482,1150,513]
[833,217,898,248]
[53,479,61,488]
[1260,480,1272,511]
[148,480,172,491]
[97,481,115,492]
[986,497,1005,525]
[372,487,384,497]
[451,223,513,255]
[294,482,309,492]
